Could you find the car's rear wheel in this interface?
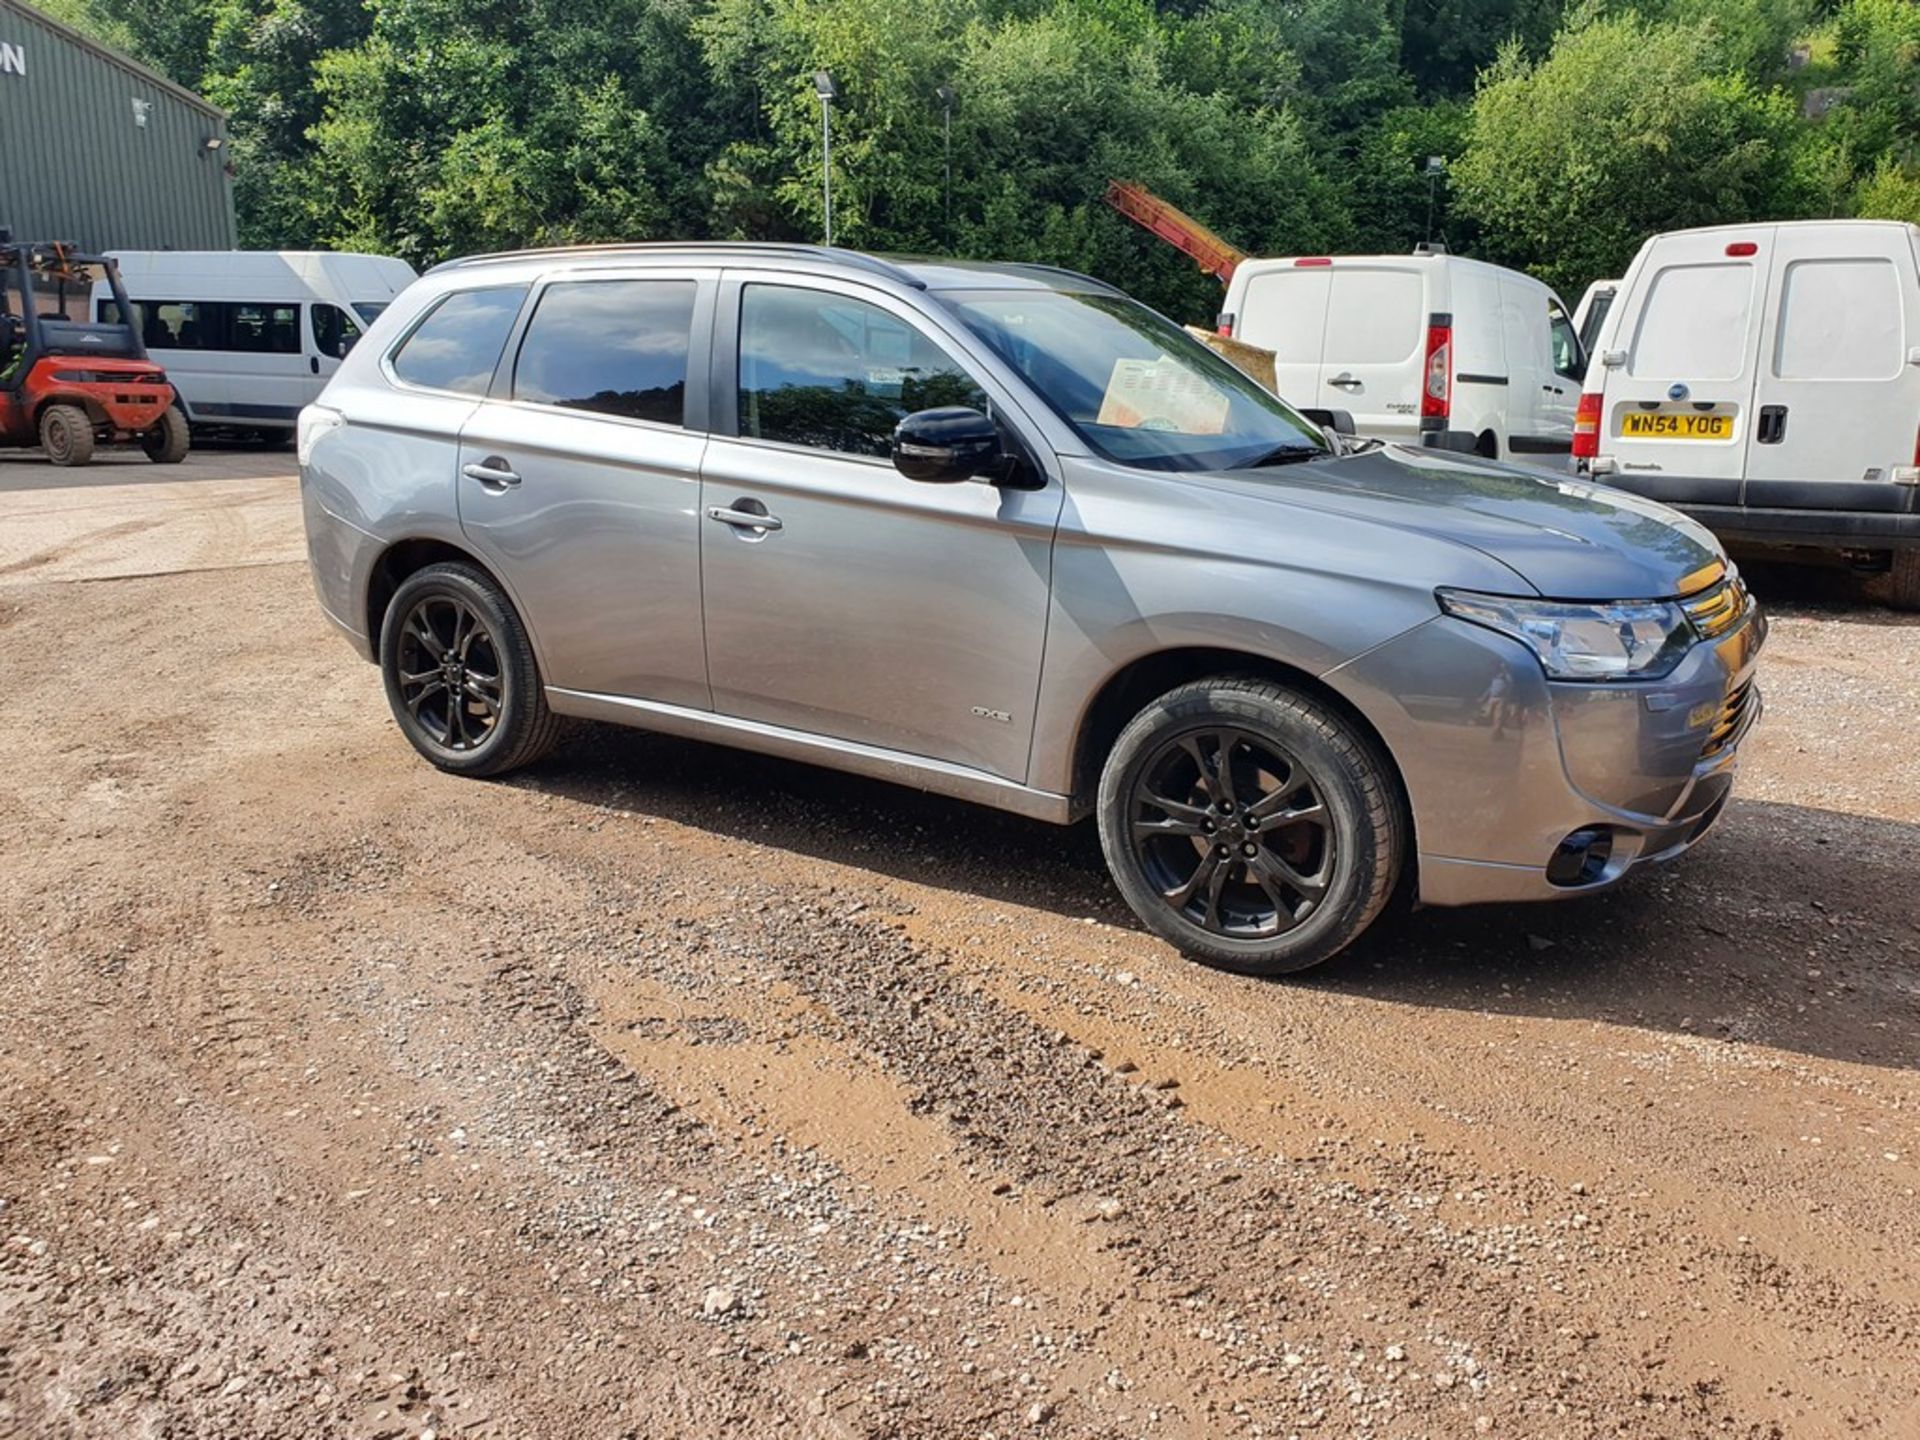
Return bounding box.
[379,562,560,777]
[39,404,94,467]
[1890,548,1920,613]
[1096,677,1404,975]
[142,406,190,464]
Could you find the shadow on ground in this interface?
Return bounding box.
[524,723,1920,1073]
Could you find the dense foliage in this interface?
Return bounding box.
[39,0,1920,317]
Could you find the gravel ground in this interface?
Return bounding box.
[1,467,1916,1439]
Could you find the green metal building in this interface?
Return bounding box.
[0,0,235,252]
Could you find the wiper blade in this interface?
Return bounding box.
[1244,444,1325,468]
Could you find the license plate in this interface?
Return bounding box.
[1620,411,1732,440]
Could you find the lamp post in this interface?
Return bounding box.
[935,84,955,247]
[813,70,838,246]
[1423,155,1447,246]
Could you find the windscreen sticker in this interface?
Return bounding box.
[1096,356,1230,434]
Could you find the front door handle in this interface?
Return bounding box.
[707,504,783,533]
[309,355,320,375]
[461,457,521,488]
[1327,372,1361,389]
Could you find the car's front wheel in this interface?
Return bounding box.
[1096,677,1405,975]
[379,562,560,777]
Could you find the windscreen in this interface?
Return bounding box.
[943,288,1330,472]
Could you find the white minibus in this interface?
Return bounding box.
[94,251,417,438]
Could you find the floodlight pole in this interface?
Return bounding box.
[814,71,838,247]
[936,85,955,246]
[1424,155,1447,245]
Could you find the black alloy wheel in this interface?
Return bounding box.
[394,593,505,754]
[1096,677,1403,975]
[378,562,561,777]
[1129,727,1333,938]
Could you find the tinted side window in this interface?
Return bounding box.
[311,302,362,358]
[738,285,986,458]
[390,286,528,395]
[1548,301,1581,378]
[513,280,694,425]
[231,303,301,354]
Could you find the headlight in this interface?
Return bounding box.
[1438,589,1695,681]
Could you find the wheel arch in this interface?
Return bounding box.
[1068,646,1415,858]
[365,537,506,653]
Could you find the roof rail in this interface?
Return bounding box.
[428,242,927,288]
[996,260,1125,295]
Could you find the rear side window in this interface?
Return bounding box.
[1322,269,1423,364]
[1627,263,1753,380]
[1773,257,1902,380]
[389,286,526,395]
[1236,270,1329,363]
[513,279,695,425]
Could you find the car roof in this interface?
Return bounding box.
[429,242,1120,295]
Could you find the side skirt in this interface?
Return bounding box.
[545,686,1077,825]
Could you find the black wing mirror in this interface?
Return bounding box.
[891,406,1002,484]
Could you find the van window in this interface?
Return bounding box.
[1323,270,1423,363]
[1627,263,1753,380]
[389,286,526,396]
[230,303,301,354]
[1773,257,1902,380]
[738,285,986,458]
[311,303,362,360]
[513,279,695,425]
[101,299,296,353]
[1548,299,1581,379]
[1237,270,1328,363]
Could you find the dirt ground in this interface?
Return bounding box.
[1,449,1916,1440]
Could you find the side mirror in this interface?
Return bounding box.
[891,406,1002,484]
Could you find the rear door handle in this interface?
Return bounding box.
[1327,372,1361,389]
[1756,405,1788,445]
[461,457,521,488]
[707,505,783,533]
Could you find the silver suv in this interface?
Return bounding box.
[298,244,1764,974]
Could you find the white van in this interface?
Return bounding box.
[1573,220,1920,607]
[94,251,417,437]
[1219,246,1585,460]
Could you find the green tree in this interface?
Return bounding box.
[1454,5,1802,294]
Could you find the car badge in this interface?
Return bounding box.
[1667,382,1689,401]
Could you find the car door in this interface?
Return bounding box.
[226,299,312,427]
[1316,264,1427,442]
[454,270,713,708]
[1593,230,1767,500]
[1540,293,1583,444]
[1744,224,1920,503]
[309,301,362,397]
[699,274,1062,782]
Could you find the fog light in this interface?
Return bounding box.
[1546,828,1614,887]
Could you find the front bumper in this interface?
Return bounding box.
[1325,602,1764,908]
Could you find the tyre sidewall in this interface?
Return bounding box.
[379,565,536,778]
[1096,684,1396,975]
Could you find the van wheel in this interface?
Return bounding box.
[380,562,560,778]
[1096,677,1404,976]
[1890,549,1920,613]
[142,406,190,464]
[39,404,94,467]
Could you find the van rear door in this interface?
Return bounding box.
[1232,264,1331,412]
[1317,264,1427,442]
[1598,229,1767,501]
[1743,224,1920,506]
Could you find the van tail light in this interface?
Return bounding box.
[1216,311,1234,338]
[1572,392,1603,459]
[1421,320,1452,421]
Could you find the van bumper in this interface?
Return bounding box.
[1586,471,1920,549]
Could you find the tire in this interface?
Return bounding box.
[379,562,561,778]
[1096,677,1405,976]
[1891,548,1920,613]
[38,404,95,467]
[142,406,190,464]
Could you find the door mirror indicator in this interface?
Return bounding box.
[891,406,1002,484]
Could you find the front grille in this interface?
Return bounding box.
[1679,567,1750,640]
[1702,677,1753,757]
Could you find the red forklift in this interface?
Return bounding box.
[0,232,188,466]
